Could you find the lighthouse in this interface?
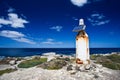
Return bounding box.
[73,19,90,65]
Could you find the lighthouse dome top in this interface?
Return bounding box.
[79,19,84,25]
[73,18,86,32]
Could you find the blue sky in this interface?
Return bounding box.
[0,0,120,48]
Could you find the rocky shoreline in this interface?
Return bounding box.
[0,52,120,80]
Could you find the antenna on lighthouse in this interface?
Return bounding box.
[73,18,86,32]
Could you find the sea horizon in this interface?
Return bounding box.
[0,47,120,48]
[0,48,120,57]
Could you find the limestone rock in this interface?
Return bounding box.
[9,60,16,65]
[67,65,73,71]
[79,65,85,71]
[85,64,91,70]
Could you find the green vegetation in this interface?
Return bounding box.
[90,54,102,60]
[38,58,67,70]
[102,62,120,70]
[90,54,120,70]
[62,57,70,61]
[106,54,120,63]
[18,58,47,68]
[0,68,17,76]
[70,58,76,63]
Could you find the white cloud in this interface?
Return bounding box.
[70,0,102,7]
[0,30,24,38]
[72,17,78,21]
[8,13,28,28]
[88,13,110,26]
[8,8,15,13]
[94,20,109,26]
[13,38,35,44]
[42,41,54,45]
[41,38,63,45]
[0,30,36,44]
[0,8,35,44]
[0,18,11,25]
[50,26,62,32]
[47,38,54,42]
[91,13,105,19]
[0,13,28,28]
[70,0,88,7]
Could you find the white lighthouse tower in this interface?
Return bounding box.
[73,19,90,65]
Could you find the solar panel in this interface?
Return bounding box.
[72,25,85,32]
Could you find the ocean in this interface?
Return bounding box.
[0,48,120,57]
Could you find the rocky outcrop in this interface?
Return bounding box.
[0,65,120,80]
[9,60,16,65]
[38,58,67,70]
[0,53,120,80]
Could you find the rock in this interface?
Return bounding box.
[42,52,56,56]
[99,69,103,72]
[96,64,102,68]
[67,64,77,74]
[9,60,16,65]
[55,54,61,58]
[95,68,100,72]
[47,56,55,62]
[32,56,41,59]
[85,64,91,70]
[75,65,80,71]
[111,52,118,54]
[24,56,32,60]
[69,70,77,75]
[42,52,57,62]
[0,65,12,70]
[94,74,99,78]
[0,61,120,80]
[11,65,17,70]
[40,56,47,58]
[67,65,73,71]
[79,65,85,71]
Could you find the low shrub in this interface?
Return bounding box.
[0,68,17,76]
[91,54,120,70]
[18,58,47,68]
[38,58,67,70]
[106,54,120,63]
[90,54,102,60]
